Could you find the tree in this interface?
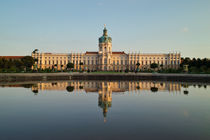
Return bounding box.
[61,64,64,72]
[79,62,83,71]
[21,56,34,71]
[136,62,140,72]
[54,64,58,71]
[150,63,158,70]
[67,62,74,71]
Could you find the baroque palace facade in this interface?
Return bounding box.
[32,26,181,71]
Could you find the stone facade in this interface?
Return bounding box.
[32,26,181,71]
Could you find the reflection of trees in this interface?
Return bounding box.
[66,86,74,92]
[182,84,189,88]
[151,87,158,92]
[183,90,189,95]
[32,89,39,95]
[51,83,57,86]
[22,84,34,88]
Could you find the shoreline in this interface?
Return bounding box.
[0,73,210,83]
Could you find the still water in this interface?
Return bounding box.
[0,81,210,140]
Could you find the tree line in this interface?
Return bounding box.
[180,57,210,73]
[0,56,34,72]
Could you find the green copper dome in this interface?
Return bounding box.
[99,27,112,43]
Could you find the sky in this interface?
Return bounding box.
[0,0,210,58]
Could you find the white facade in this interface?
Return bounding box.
[32,27,181,71]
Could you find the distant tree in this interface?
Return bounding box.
[125,68,129,73]
[150,63,158,70]
[79,62,83,71]
[136,62,140,72]
[61,64,64,71]
[67,62,74,70]
[21,56,34,71]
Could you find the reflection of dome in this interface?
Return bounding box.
[99,100,112,118]
[98,92,112,123]
[99,27,112,43]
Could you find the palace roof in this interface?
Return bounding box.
[85,52,98,54]
[0,56,24,59]
[112,51,126,54]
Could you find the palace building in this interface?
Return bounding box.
[32,26,181,71]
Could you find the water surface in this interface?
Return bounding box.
[0,81,210,140]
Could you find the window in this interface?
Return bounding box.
[104,58,107,64]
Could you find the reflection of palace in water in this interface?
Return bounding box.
[31,81,181,122]
[31,81,181,93]
[0,81,208,122]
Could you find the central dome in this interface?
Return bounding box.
[99,27,112,43]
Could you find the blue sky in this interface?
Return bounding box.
[0,0,210,58]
